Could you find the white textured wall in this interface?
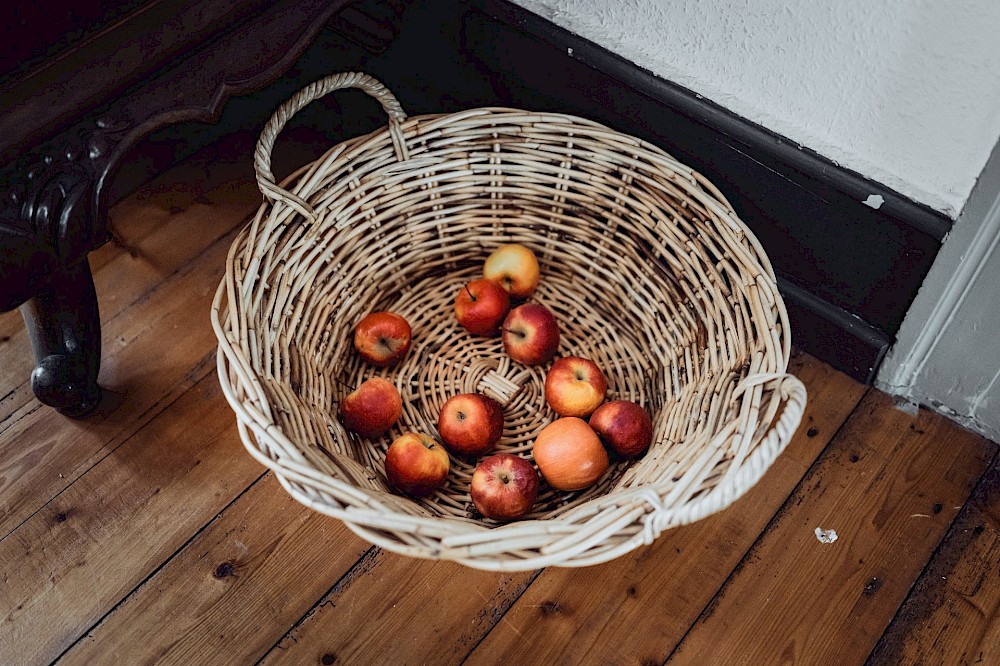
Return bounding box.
[513,0,1000,218]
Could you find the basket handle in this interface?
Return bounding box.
[640,372,808,542]
[253,72,409,221]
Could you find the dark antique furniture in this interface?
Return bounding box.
[0,0,408,415]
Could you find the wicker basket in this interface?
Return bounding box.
[211,72,807,571]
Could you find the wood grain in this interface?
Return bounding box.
[463,353,865,665]
[0,224,239,539]
[667,391,996,665]
[58,474,371,666]
[867,460,1000,666]
[0,376,260,665]
[259,553,538,666]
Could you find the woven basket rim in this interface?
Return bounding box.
[210,72,807,570]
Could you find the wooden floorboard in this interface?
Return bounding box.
[1,134,997,666]
[868,459,1000,666]
[260,553,539,666]
[58,473,372,666]
[0,374,264,665]
[0,225,240,541]
[462,353,865,666]
[666,391,996,665]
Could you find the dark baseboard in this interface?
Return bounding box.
[776,277,890,383]
[447,0,949,383]
[10,0,927,384]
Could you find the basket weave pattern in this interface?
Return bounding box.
[212,73,806,570]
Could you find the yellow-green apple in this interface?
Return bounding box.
[438,393,504,456]
[589,400,653,459]
[470,453,539,520]
[384,432,450,497]
[501,303,560,365]
[454,279,511,336]
[353,312,412,366]
[483,244,540,298]
[532,417,609,491]
[544,356,607,417]
[339,377,402,438]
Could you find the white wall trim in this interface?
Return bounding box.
[881,193,1000,390]
[877,135,1000,441]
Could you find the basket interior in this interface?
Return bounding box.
[234,110,785,528]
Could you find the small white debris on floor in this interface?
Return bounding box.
[815,527,838,544]
[895,399,919,416]
[863,194,885,209]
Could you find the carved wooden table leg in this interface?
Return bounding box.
[19,261,102,417]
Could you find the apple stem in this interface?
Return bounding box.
[464,284,475,301]
[334,377,354,391]
[501,327,525,338]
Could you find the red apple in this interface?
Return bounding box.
[384,432,450,497]
[470,453,539,520]
[339,377,402,439]
[438,393,504,457]
[544,356,607,417]
[354,312,412,366]
[532,417,609,491]
[483,244,540,298]
[501,303,560,365]
[454,278,511,336]
[589,400,653,459]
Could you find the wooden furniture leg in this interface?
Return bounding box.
[19,260,102,417]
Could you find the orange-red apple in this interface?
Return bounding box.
[438,393,504,457]
[483,244,540,298]
[589,400,653,459]
[353,312,412,366]
[384,432,450,497]
[454,279,510,336]
[501,303,560,365]
[533,417,609,491]
[544,356,607,417]
[339,377,402,439]
[470,453,539,520]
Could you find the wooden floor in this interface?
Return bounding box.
[2,134,998,666]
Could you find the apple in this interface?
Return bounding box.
[384,432,450,497]
[544,356,608,417]
[470,453,539,520]
[532,417,609,491]
[589,400,653,459]
[501,303,560,365]
[454,279,511,336]
[438,393,504,457]
[339,377,402,439]
[353,311,412,366]
[483,244,541,299]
